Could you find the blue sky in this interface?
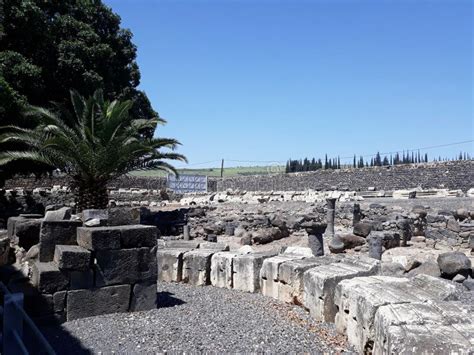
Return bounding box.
[105,0,473,168]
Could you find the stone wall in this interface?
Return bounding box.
[217,161,474,192]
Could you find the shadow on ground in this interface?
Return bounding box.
[156,291,186,308]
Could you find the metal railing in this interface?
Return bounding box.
[0,282,55,355]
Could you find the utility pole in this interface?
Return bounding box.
[220,159,224,178]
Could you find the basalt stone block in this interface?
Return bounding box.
[44,207,72,221]
[39,220,82,262]
[54,245,91,271]
[107,207,140,226]
[353,222,373,237]
[157,249,187,282]
[70,270,94,289]
[120,225,158,248]
[95,247,156,286]
[14,218,42,250]
[67,284,131,321]
[437,252,472,278]
[233,252,277,293]
[76,226,121,251]
[53,291,67,313]
[31,262,69,293]
[182,250,214,286]
[130,281,157,312]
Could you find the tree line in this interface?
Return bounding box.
[285,151,472,173]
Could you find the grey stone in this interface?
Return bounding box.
[70,270,94,289]
[162,240,200,249]
[182,250,214,286]
[367,232,383,260]
[157,249,187,282]
[446,218,461,233]
[14,218,42,250]
[82,209,108,224]
[0,235,10,266]
[437,251,471,278]
[39,220,82,262]
[463,278,474,290]
[84,218,102,227]
[353,222,372,237]
[53,291,67,313]
[54,245,91,270]
[210,251,240,289]
[96,247,156,286]
[469,235,474,250]
[380,262,406,276]
[130,281,157,312]
[199,242,229,251]
[76,226,121,251]
[107,207,140,226]
[329,234,365,253]
[44,207,72,221]
[120,225,158,248]
[67,285,131,321]
[452,273,466,283]
[31,262,69,293]
[407,261,441,278]
[7,216,25,238]
[233,252,277,293]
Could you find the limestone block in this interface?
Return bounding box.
[54,245,91,270]
[120,225,158,248]
[130,281,157,312]
[260,254,306,299]
[373,301,474,355]
[162,240,201,249]
[31,261,69,293]
[76,226,121,251]
[157,248,188,282]
[281,246,314,257]
[39,220,82,262]
[210,251,240,289]
[233,252,277,293]
[199,242,229,251]
[303,255,380,323]
[279,256,339,305]
[67,284,131,321]
[182,250,214,286]
[334,274,462,353]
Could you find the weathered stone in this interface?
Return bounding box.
[437,251,471,278]
[303,255,380,322]
[54,245,91,270]
[469,235,474,250]
[463,278,474,290]
[107,207,140,226]
[260,255,306,299]
[367,232,383,260]
[96,247,156,286]
[70,270,94,289]
[67,285,131,321]
[130,281,157,312]
[0,235,10,266]
[210,251,240,289]
[31,262,69,293]
[233,252,277,293]
[44,207,72,221]
[373,302,474,355]
[353,222,372,237]
[76,226,121,251]
[380,262,406,276]
[53,291,67,313]
[161,240,200,249]
[39,220,82,262]
[120,225,158,248]
[7,216,24,238]
[82,209,108,224]
[407,261,441,278]
[182,250,214,286]
[199,242,229,251]
[334,275,461,353]
[14,218,41,250]
[447,217,461,233]
[381,247,443,270]
[329,234,365,253]
[157,249,187,282]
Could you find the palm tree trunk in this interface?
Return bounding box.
[74,181,109,212]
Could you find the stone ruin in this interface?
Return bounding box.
[0,169,473,353]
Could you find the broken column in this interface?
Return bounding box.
[352,203,362,226]
[367,232,384,260]
[326,198,344,253]
[302,221,327,256]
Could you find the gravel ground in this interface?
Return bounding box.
[41,282,349,354]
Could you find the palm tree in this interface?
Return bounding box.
[0,90,187,211]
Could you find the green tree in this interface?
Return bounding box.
[0,0,159,179]
[0,90,186,211]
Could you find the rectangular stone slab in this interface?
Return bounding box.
[210,251,240,289]
[161,240,201,249]
[373,301,474,355]
[76,226,122,251]
[157,248,188,282]
[303,255,380,323]
[54,245,91,271]
[182,250,214,286]
[260,255,306,299]
[67,285,131,321]
[233,252,277,293]
[334,274,462,353]
[39,220,82,261]
[31,261,69,293]
[119,225,158,248]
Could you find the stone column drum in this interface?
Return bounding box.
[302,221,327,256]
[326,198,344,253]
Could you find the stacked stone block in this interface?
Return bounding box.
[29,224,158,321]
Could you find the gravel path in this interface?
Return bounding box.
[41,282,349,354]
